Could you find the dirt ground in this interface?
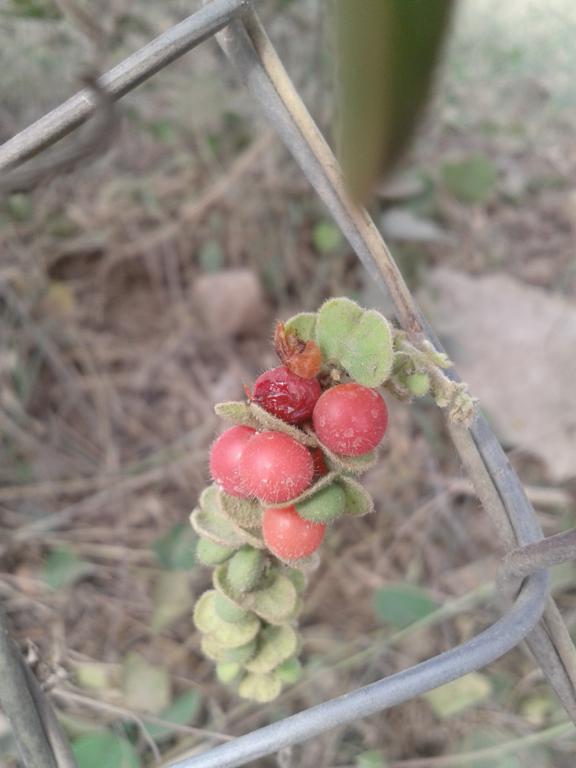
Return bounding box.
[1,1,575,767]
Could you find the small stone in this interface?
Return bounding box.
[380,208,451,244]
[192,269,268,338]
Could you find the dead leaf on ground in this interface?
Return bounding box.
[150,571,193,633]
[420,268,576,481]
[380,208,451,244]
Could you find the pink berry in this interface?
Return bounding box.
[251,365,321,425]
[263,505,325,560]
[312,383,388,456]
[210,425,256,497]
[239,431,314,504]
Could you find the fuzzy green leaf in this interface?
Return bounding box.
[321,445,377,476]
[197,488,266,550]
[151,571,193,632]
[248,403,318,447]
[339,476,374,517]
[315,297,363,362]
[153,523,196,570]
[74,662,111,692]
[244,625,298,674]
[146,691,202,743]
[339,309,393,386]
[233,525,266,550]
[216,661,242,684]
[194,591,260,647]
[284,568,308,593]
[284,312,317,342]
[4,0,60,21]
[277,554,320,576]
[214,401,259,428]
[374,583,437,628]
[423,673,492,718]
[248,573,298,625]
[238,672,282,703]
[442,155,498,204]
[296,482,347,523]
[214,592,251,623]
[456,728,521,768]
[226,547,266,593]
[219,493,263,529]
[196,538,235,566]
[42,547,92,591]
[193,591,222,634]
[199,485,225,516]
[122,653,170,714]
[275,657,303,684]
[190,508,244,549]
[356,751,387,768]
[312,220,342,253]
[210,614,260,649]
[72,732,140,768]
[406,372,430,397]
[201,635,256,664]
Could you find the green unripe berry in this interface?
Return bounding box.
[296,482,346,523]
[275,657,302,684]
[196,537,235,566]
[214,592,251,623]
[407,372,430,397]
[216,661,241,684]
[227,546,265,593]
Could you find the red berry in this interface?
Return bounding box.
[312,383,388,456]
[262,505,325,560]
[252,365,321,425]
[210,425,256,497]
[240,431,314,504]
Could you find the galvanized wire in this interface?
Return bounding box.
[0,0,250,171]
[0,75,118,193]
[0,607,63,768]
[0,3,575,768]
[170,572,548,768]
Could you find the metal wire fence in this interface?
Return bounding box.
[1,2,576,767]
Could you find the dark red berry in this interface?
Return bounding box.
[252,365,321,425]
[310,447,329,478]
[312,383,388,456]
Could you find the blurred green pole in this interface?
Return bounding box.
[335,0,455,202]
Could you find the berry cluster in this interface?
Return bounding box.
[209,376,387,561]
[191,298,476,702]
